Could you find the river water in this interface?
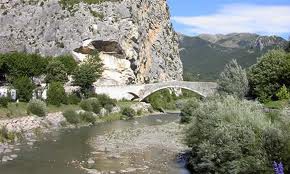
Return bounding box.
[0,114,190,174]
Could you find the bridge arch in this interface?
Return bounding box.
[139,85,206,101]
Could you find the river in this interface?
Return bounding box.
[0,114,190,174]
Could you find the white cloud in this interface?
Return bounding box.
[172,4,290,35]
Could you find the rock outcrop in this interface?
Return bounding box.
[0,0,183,85]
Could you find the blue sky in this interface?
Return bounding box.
[167,0,290,39]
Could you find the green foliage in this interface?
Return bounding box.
[0,52,48,80]
[27,99,47,117]
[0,97,9,108]
[276,85,290,100]
[0,127,16,142]
[47,82,67,106]
[72,53,103,96]
[45,59,68,83]
[79,98,101,114]
[248,50,290,101]
[180,99,199,124]
[13,76,35,102]
[79,111,96,124]
[184,96,290,173]
[62,110,80,125]
[95,94,117,107]
[121,107,136,118]
[147,89,176,110]
[55,55,78,75]
[218,59,249,98]
[67,93,81,105]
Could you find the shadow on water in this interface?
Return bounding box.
[0,114,190,174]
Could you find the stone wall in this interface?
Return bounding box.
[0,0,183,85]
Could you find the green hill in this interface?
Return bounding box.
[179,33,287,81]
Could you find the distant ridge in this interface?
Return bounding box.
[179,33,288,81]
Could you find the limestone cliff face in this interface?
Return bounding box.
[0,0,183,85]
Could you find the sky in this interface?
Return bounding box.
[167,0,290,39]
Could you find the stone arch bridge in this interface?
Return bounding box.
[94,81,218,101]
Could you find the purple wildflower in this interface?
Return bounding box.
[273,161,284,174]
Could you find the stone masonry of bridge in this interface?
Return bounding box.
[93,81,218,101]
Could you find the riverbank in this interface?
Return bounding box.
[0,101,157,163]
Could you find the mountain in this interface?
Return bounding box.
[0,0,183,85]
[179,33,288,81]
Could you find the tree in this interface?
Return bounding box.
[218,59,249,98]
[55,55,78,75]
[248,50,290,101]
[13,76,35,102]
[285,37,290,53]
[72,52,103,96]
[45,60,68,83]
[47,82,67,106]
[276,85,290,100]
[3,52,47,80]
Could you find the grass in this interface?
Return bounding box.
[264,100,289,109]
[0,102,80,119]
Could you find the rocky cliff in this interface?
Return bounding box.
[0,0,183,85]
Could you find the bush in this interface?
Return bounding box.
[276,85,290,100]
[0,97,9,108]
[147,89,175,110]
[95,94,117,107]
[13,76,35,102]
[47,82,67,106]
[79,98,101,114]
[184,96,276,173]
[218,59,249,98]
[27,99,47,117]
[104,104,114,113]
[80,111,96,124]
[121,107,136,118]
[67,93,81,105]
[62,110,80,125]
[180,99,199,124]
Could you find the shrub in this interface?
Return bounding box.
[67,93,81,105]
[0,97,9,108]
[147,89,175,110]
[276,85,290,100]
[184,96,274,173]
[218,59,249,98]
[13,76,35,102]
[137,109,143,116]
[95,94,117,107]
[27,99,47,117]
[104,104,114,113]
[79,98,101,114]
[80,111,96,124]
[47,82,67,106]
[62,110,80,125]
[180,99,199,124]
[121,107,136,118]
